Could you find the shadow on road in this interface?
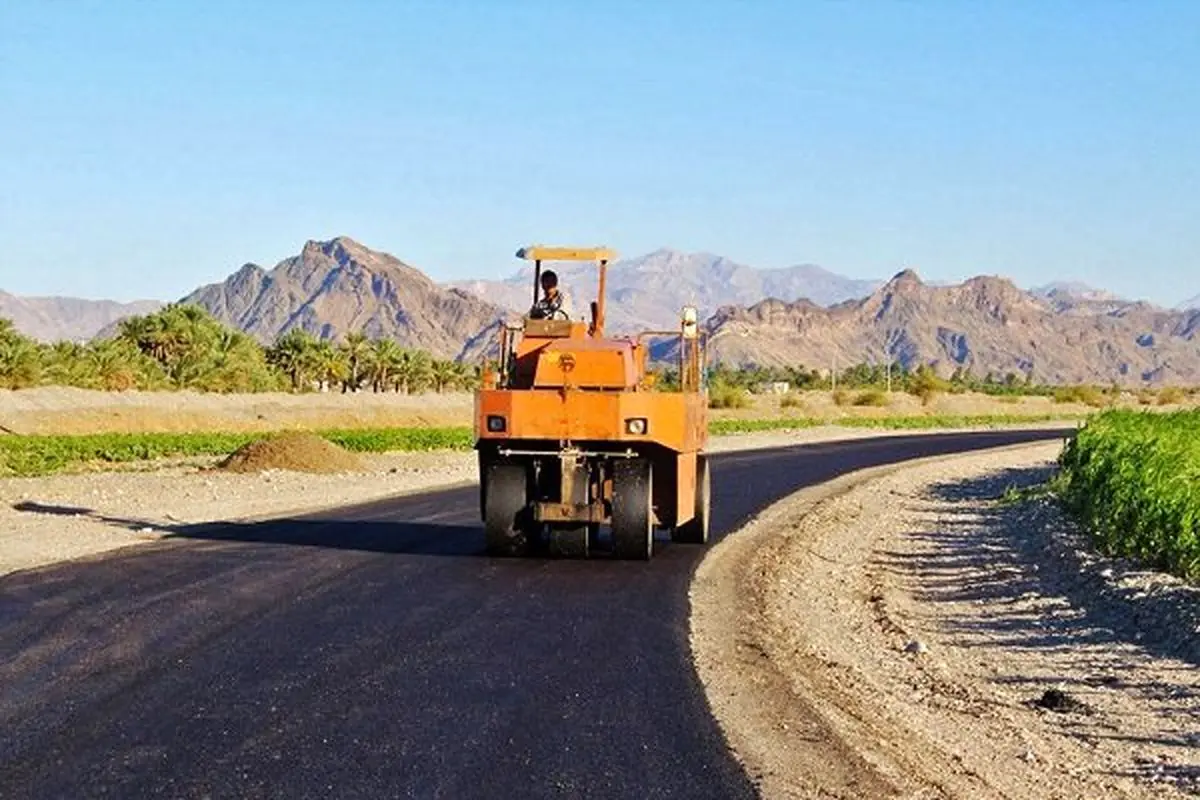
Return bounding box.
[165,518,489,557]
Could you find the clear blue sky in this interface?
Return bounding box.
[2,0,1197,305]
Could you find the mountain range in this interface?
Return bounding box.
[2,236,1198,385]
[0,291,164,343]
[700,270,1200,385]
[449,248,880,333]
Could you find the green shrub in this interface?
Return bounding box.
[1053,385,1107,407]
[909,366,947,405]
[1057,409,1200,581]
[852,389,889,407]
[779,392,804,409]
[1157,386,1186,406]
[708,384,750,409]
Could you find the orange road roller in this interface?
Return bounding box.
[474,245,710,559]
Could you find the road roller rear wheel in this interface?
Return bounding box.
[612,459,653,560]
[484,462,532,557]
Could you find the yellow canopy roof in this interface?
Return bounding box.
[515,245,616,262]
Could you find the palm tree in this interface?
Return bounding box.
[85,339,144,391]
[43,341,90,387]
[0,336,42,389]
[366,339,403,393]
[267,328,320,391]
[313,341,348,392]
[339,331,370,393]
[429,359,458,393]
[395,349,433,393]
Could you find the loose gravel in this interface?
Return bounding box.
[692,443,1200,799]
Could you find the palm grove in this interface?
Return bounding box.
[0,305,478,393]
[1,305,1151,402]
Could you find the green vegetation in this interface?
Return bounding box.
[0,306,477,394]
[1052,384,1108,407]
[0,414,1080,478]
[0,427,475,477]
[852,388,889,407]
[651,359,1183,406]
[707,383,750,409]
[1157,386,1187,406]
[1056,409,1200,581]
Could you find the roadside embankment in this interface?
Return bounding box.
[692,443,1199,799]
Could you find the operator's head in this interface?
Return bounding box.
[540,270,559,297]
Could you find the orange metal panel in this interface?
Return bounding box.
[532,342,636,389]
[674,452,697,525]
[476,389,706,453]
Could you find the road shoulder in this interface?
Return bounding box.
[691,442,1200,799]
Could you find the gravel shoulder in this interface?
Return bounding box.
[691,443,1200,799]
[0,424,1074,578]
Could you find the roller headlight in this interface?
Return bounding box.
[486,415,507,432]
[625,418,648,435]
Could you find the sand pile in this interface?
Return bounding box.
[217,432,365,474]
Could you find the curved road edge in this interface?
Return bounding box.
[688,441,1057,798]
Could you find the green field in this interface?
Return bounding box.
[1057,409,1200,581]
[0,414,1079,478]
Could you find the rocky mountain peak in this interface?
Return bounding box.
[183,237,506,360]
[887,269,924,290]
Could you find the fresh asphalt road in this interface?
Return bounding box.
[0,429,1069,799]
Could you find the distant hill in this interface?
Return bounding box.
[0,291,163,342]
[697,270,1200,386]
[182,237,509,361]
[450,248,880,333]
[1179,294,1200,312]
[1032,281,1124,304]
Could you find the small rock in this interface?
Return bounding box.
[1100,568,1114,578]
[904,640,929,655]
[1022,748,1037,763]
[1031,688,1092,714]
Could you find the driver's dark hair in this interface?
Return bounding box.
[540,269,558,288]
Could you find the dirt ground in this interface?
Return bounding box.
[0,386,1107,436]
[0,386,476,435]
[692,443,1200,799]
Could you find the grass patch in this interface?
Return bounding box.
[1057,409,1200,581]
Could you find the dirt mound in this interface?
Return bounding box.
[218,433,365,474]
